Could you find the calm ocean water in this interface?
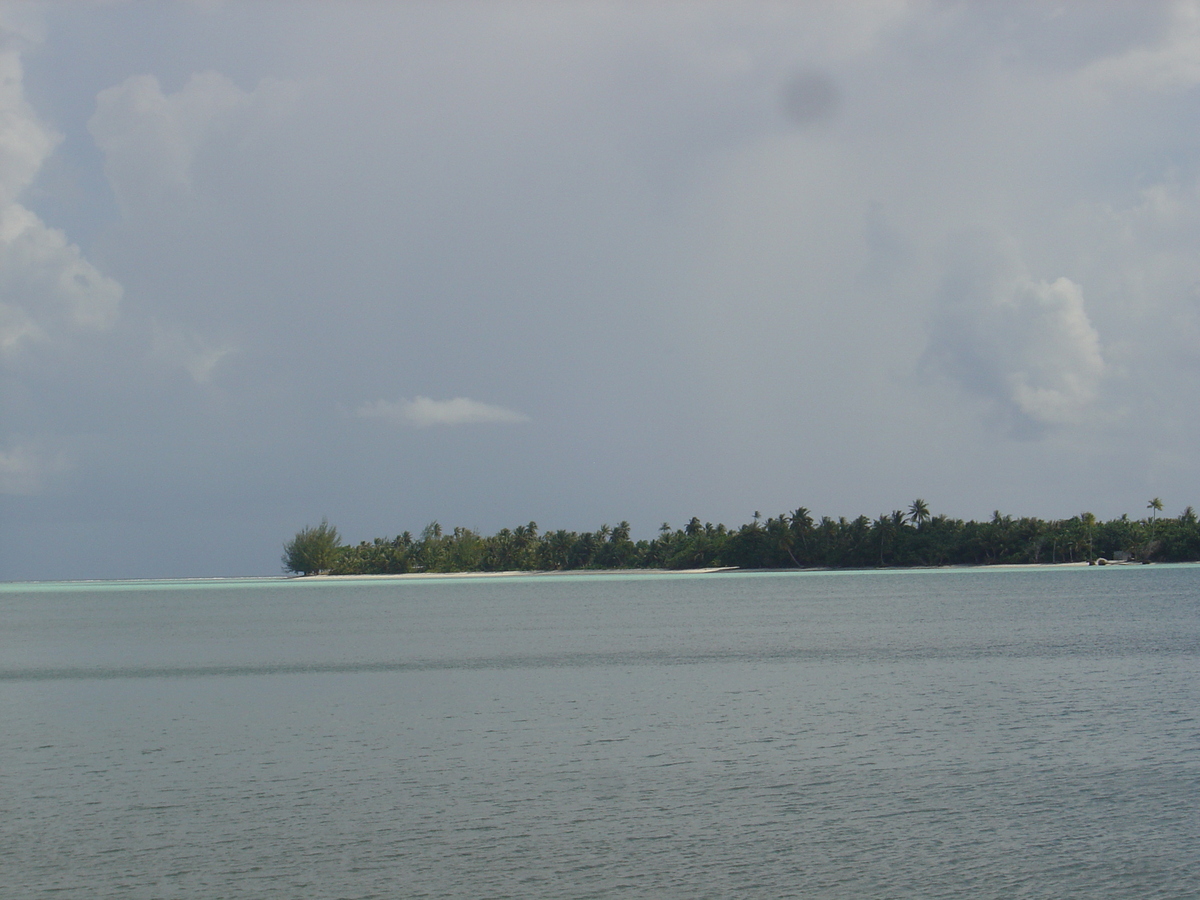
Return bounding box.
[2,567,1198,899]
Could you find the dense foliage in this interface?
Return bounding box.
[282,518,343,575]
[285,500,1200,575]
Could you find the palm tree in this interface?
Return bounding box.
[788,508,814,564]
[1148,497,1163,521]
[908,498,930,528]
[609,521,634,567]
[874,514,892,566]
[1145,498,1164,560]
[790,507,813,529]
[1081,512,1096,563]
[1147,498,1163,538]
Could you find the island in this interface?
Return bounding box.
[282,500,1198,575]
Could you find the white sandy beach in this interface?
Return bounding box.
[293,561,1147,582]
[297,567,741,581]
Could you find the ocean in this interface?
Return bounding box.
[2,566,1198,898]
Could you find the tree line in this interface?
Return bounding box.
[282,499,1200,575]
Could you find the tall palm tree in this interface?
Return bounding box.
[1081,511,1096,562]
[908,498,930,528]
[790,507,814,530]
[789,507,814,564]
[874,514,891,566]
[1147,498,1163,539]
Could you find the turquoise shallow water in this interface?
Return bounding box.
[2,567,1198,898]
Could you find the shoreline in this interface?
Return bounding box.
[299,567,741,581]
[5,560,1186,588]
[294,559,1160,581]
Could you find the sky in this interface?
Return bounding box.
[4,1,1200,580]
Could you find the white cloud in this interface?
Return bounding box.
[925,235,1107,432]
[0,47,57,208]
[0,20,122,502]
[356,396,530,428]
[1003,277,1107,425]
[0,297,38,355]
[1060,174,1200,383]
[0,441,69,495]
[0,204,122,361]
[0,45,121,365]
[1081,0,1200,92]
[88,70,302,215]
[150,322,236,384]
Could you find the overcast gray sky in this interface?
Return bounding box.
[4,1,1200,580]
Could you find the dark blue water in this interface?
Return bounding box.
[2,567,1198,898]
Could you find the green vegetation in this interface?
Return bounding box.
[284,499,1200,575]
[282,518,342,575]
